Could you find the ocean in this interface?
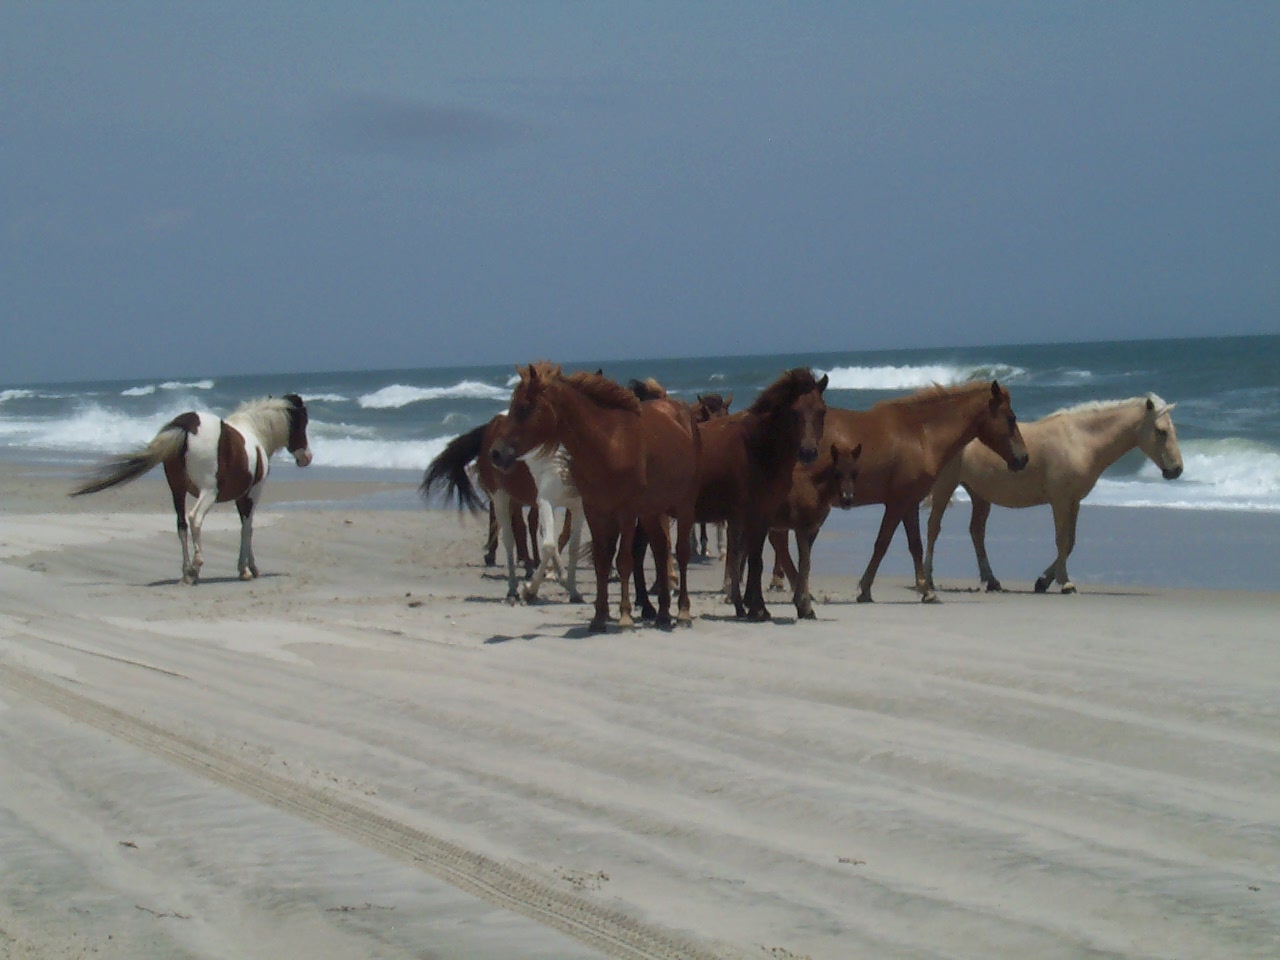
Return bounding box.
[4,334,1278,514]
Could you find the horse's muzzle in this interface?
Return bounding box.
[1163,465,1183,480]
[293,448,313,468]
[798,446,819,466]
[1008,453,1029,472]
[490,443,516,473]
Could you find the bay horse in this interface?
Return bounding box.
[765,442,863,618]
[771,380,1028,605]
[924,393,1182,594]
[422,416,585,604]
[489,363,700,632]
[69,394,312,583]
[695,368,828,621]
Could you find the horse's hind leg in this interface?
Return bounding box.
[164,462,193,584]
[630,524,657,620]
[492,491,520,603]
[236,495,258,579]
[768,529,797,593]
[641,515,673,627]
[564,504,585,604]
[521,498,563,602]
[1037,499,1079,594]
[967,494,1002,592]
[186,488,218,584]
[857,505,904,603]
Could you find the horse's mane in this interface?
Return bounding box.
[1045,393,1166,420]
[228,395,304,445]
[748,367,821,417]
[562,371,642,414]
[875,379,991,410]
[627,377,668,402]
[229,395,295,423]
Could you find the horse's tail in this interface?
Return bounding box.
[69,420,190,497]
[421,421,489,513]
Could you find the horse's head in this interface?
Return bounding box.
[976,380,1029,472]
[830,442,862,509]
[792,372,829,465]
[282,393,313,467]
[1138,395,1183,480]
[489,362,561,473]
[694,393,732,423]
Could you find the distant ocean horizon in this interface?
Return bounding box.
[4,333,1279,514]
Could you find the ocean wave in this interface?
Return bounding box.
[309,436,448,471]
[818,362,1026,392]
[0,404,177,453]
[121,385,157,397]
[160,379,214,391]
[358,381,510,409]
[0,389,36,403]
[300,392,350,404]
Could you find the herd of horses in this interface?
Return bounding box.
[69,370,1184,629]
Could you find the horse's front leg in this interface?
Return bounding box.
[492,491,520,603]
[794,525,819,619]
[724,520,747,616]
[521,498,562,602]
[674,513,694,625]
[615,515,637,629]
[768,528,797,592]
[742,519,771,621]
[642,514,673,628]
[902,502,936,602]
[236,495,258,579]
[564,503,585,604]
[967,495,1002,591]
[857,504,904,603]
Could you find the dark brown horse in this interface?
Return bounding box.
[422,415,549,602]
[489,363,701,632]
[694,367,828,621]
[766,442,863,618]
[771,380,1028,605]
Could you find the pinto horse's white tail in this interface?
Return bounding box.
[69,421,190,496]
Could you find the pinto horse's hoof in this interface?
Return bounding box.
[239,569,254,581]
[921,591,940,604]
[1062,582,1077,595]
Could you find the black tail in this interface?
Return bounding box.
[421,421,490,513]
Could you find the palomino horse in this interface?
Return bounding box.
[489,363,700,632]
[771,381,1028,605]
[70,394,312,583]
[924,393,1182,594]
[765,442,863,618]
[695,368,828,621]
[422,416,585,604]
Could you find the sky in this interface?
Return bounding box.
[2,3,1277,385]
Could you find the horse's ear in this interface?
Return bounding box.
[990,380,1002,398]
[817,373,829,394]
[1145,396,1155,411]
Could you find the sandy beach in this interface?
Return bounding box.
[1,462,1277,959]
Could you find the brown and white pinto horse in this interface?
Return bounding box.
[70,394,312,583]
[771,381,1028,604]
[489,363,700,632]
[695,367,828,621]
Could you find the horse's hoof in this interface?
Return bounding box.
[1062,583,1077,595]
[797,604,816,620]
[767,578,786,593]
[617,614,635,629]
[239,569,253,581]
[985,580,1004,593]
[855,592,873,604]
[676,610,693,627]
[505,594,521,606]
[746,608,771,622]
[1034,577,1051,594]
[568,593,585,605]
[654,613,674,630]
[639,605,658,622]
[921,591,940,604]
[587,618,609,634]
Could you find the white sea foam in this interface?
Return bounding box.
[160,379,214,391]
[1088,439,1280,512]
[308,435,449,471]
[358,381,509,409]
[818,362,1026,391]
[121,385,157,397]
[300,392,350,404]
[0,389,36,403]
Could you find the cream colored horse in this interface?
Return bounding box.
[924,394,1182,594]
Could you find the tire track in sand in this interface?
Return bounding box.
[0,662,730,960]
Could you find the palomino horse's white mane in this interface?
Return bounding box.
[229,396,297,447]
[1045,393,1169,420]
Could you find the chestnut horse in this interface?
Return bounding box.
[489,363,701,632]
[695,368,828,621]
[923,393,1182,594]
[422,416,584,604]
[770,380,1028,605]
[70,394,312,583]
[765,442,863,618]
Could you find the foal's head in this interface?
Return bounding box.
[282,394,313,467]
[694,393,732,423]
[1138,395,1183,480]
[828,442,862,509]
[489,362,563,472]
[974,380,1029,472]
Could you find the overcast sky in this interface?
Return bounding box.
[3,3,1277,384]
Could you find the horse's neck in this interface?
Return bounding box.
[230,406,286,453]
[546,382,632,463]
[745,407,799,462]
[1069,403,1144,473]
[921,393,989,466]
